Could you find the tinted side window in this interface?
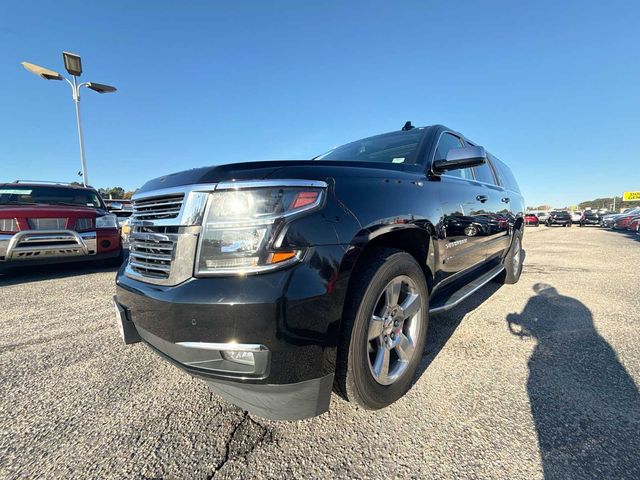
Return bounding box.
[434,133,473,180]
[473,160,497,185]
[492,157,521,193]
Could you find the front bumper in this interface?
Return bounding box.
[0,229,121,269]
[114,244,349,420]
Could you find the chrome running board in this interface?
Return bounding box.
[429,264,505,314]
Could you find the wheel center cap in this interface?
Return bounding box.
[383,318,394,334]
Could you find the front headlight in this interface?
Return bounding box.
[96,213,118,229]
[196,184,325,275]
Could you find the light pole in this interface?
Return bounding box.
[21,52,116,187]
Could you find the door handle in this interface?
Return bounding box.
[476,195,488,203]
[501,197,510,203]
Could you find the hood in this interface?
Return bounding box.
[137,160,420,194]
[0,204,105,218]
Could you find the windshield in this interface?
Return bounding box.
[0,185,103,208]
[315,129,425,164]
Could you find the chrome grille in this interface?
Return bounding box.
[129,236,175,278]
[132,194,185,220]
[0,218,18,232]
[27,218,67,230]
[74,218,94,231]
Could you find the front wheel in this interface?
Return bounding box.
[334,248,428,410]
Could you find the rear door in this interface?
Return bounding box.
[466,148,511,260]
[432,132,489,283]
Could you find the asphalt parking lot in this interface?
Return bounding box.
[1,227,639,479]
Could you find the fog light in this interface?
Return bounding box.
[221,350,255,366]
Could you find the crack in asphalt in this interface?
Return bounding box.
[206,411,275,479]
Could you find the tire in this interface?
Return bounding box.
[495,229,523,285]
[567,222,572,228]
[334,248,429,410]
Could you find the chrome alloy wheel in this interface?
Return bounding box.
[512,236,521,277]
[367,275,422,386]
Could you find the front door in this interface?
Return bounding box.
[431,132,489,285]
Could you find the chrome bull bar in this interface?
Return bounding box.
[1,230,97,261]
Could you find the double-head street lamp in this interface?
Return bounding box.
[21,52,117,186]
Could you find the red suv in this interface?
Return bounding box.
[0,181,123,271]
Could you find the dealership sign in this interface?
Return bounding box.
[623,191,640,201]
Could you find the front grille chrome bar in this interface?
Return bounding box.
[125,229,200,286]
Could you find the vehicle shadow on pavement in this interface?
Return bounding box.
[607,229,640,242]
[0,261,124,287]
[507,283,640,480]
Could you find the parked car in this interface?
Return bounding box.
[614,212,640,230]
[536,211,550,223]
[628,216,640,233]
[0,181,123,271]
[571,211,583,223]
[113,124,526,420]
[602,207,640,228]
[524,213,539,226]
[105,199,133,229]
[546,210,572,227]
[579,210,600,226]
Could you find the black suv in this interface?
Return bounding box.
[579,210,600,226]
[114,124,525,420]
[546,210,572,227]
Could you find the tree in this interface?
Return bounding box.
[528,204,552,211]
[97,186,126,199]
[578,196,640,211]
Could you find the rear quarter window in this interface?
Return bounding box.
[491,156,521,193]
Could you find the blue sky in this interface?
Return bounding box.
[1,1,638,207]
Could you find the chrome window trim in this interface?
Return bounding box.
[430,130,477,182]
[430,130,506,188]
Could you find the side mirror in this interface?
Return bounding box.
[109,202,124,211]
[433,146,487,173]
